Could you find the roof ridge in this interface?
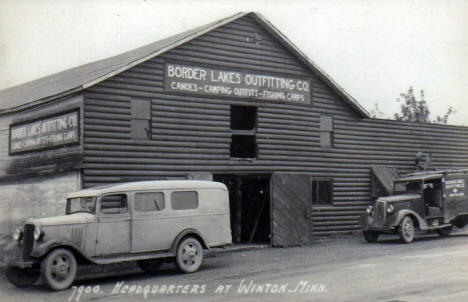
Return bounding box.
[0,11,369,118]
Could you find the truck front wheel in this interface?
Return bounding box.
[363,231,380,243]
[41,248,77,291]
[399,216,415,243]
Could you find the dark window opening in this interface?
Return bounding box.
[100,194,128,214]
[231,135,256,158]
[312,180,332,205]
[231,106,257,130]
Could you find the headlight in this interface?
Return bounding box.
[387,204,394,213]
[366,205,373,214]
[12,228,23,241]
[33,226,43,240]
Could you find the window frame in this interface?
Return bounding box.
[311,178,334,207]
[133,191,166,212]
[230,105,258,160]
[170,190,199,210]
[320,115,334,149]
[98,193,130,215]
[131,98,151,141]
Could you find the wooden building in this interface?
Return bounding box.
[1,12,468,246]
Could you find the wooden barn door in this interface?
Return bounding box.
[271,173,312,246]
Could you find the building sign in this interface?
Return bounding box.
[164,63,311,104]
[9,110,79,154]
[446,178,465,197]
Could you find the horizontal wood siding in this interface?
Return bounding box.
[83,15,468,236]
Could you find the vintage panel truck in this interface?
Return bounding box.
[5,180,232,290]
[361,169,468,243]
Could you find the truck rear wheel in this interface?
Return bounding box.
[363,231,380,243]
[399,216,415,243]
[175,237,203,273]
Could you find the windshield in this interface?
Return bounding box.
[394,181,422,194]
[66,197,96,214]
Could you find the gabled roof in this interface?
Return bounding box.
[0,12,369,117]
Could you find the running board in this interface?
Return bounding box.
[90,251,175,265]
[423,224,452,231]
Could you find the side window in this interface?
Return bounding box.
[134,192,165,212]
[312,179,333,206]
[100,194,128,214]
[171,191,198,210]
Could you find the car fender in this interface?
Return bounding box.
[169,228,209,254]
[31,239,93,261]
[392,210,428,230]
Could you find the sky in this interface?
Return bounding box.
[1,0,467,124]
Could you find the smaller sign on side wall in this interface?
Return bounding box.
[9,110,80,154]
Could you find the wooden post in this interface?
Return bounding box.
[234,176,243,243]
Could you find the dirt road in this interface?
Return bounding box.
[1,232,468,302]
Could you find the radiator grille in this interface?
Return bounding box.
[22,224,35,260]
[374,201,386,227]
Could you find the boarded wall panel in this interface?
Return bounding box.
[271,174,311,246]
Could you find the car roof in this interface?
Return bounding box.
[397,174,443,182]
[397,169,468,182]
[67,180,227,198]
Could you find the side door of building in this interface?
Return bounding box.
[131,191,169,253]
[95,193,132,256]
[271,173,312,246]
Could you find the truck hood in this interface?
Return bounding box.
[26,213,95,226]
[378,194,420,203]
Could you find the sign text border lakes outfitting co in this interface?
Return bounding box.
[164,63,312,104]
[9,109,80,155]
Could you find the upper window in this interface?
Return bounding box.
[312,180,332,205]
[134,192,165,212]
[100,194,128,214]
[230,106,257,158]
[171,191,198,210]
[230,106,257,130]
[320,116,334,148]
[131,98,151,140]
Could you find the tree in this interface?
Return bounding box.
[371,86,455,124]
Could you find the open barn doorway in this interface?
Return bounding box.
[213,174,271,244]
